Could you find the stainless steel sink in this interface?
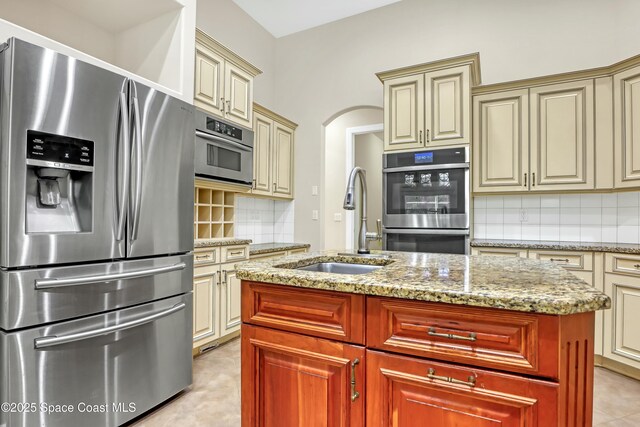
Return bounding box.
[296,262,382,275]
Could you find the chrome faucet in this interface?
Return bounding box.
[343,166,382,254]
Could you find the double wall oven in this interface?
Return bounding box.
[383,147,470,254]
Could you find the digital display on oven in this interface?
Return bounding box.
[414,152,433,164]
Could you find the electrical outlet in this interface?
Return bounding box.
[312,210,319,220]
[312,186,318,196]
[520,209,528,222]
[333,213,342,222]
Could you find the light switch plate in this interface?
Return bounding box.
[312,210,319,220]
[312,186,318,196]
[334,213,342,222]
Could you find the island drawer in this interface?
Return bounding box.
[606,253,640,276]
[528,250,592,271]
[241,282,365,344]
[367,297,561,378]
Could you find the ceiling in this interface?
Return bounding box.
[50,0,182,33]
[232,0,402,38]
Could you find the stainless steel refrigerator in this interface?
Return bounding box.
[0,38,194,427]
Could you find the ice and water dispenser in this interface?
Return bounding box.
[25,130,94,233]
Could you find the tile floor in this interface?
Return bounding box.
[129,338,640,426]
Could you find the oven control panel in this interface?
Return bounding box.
[206,117,243,141]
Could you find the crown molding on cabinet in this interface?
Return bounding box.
[253,103,298,129]
[195,28,262,77]
[472,52,640,95]
[376,52,481,86]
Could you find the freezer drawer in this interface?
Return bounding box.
[0,293,192,427]
[0,254,192,330]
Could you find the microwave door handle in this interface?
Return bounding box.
[116,92,130,241]
[195,130,251,152]
[34,303,186,349]
[131,92,143,241]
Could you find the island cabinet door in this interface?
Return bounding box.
[366,350,559,427]
[242,324,365,427]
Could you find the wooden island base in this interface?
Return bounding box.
[241,281,596,427]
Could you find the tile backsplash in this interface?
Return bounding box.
[234,196,295,244]
[473,193,640,244]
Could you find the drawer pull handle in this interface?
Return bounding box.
[550,258,570,262]
[195,255,210,260]
[634,264,640,269]
[427,368,476,387]
[428,327,477,342]
[229,250,244,256]
[350,358,360,402]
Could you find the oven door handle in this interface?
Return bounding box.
[383,229,470,235]
[383,163,469,173]
[196,130,251,152]
[34,262,187,289]
[34,303,186,349]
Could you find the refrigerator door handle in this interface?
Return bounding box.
[131,90,143,241]
[34,262,187,289]
[116,92,131,241]
[34,303,186,348]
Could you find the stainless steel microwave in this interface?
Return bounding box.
[195,109,254,187]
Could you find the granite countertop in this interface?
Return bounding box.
[249,242,311,255]
[236,251,611,315]
[194,238,252,248]
[471,239,640,254]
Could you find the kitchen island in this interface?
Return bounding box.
[237,251,611,426]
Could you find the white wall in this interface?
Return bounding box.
[271,0,640,250]
[354,131,384,250]
[322,108,382,250]
[196,0,276,107]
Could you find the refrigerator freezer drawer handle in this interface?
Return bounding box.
[34,262,187,290]
[34,303,186,349]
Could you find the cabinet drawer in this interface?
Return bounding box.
[529,250,592,271]
[367,350,559,427]
[287,248,308,255]
[194,247,220,265]
[242,282,365,344]
[606,253,640,276]
[471,247,527,258]
[249,251,287,261]
[222,245,248,262]
[367,297,559,378]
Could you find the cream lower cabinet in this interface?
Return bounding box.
[604,253,640,371]
[473,80,595,193]
[249,247,309,262]
[193,245,248,352]
[382,64,472,151]
[251,104,297,199]
[194,29,261,129]
[614,64,640,188]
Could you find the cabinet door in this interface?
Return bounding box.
[472,89,529,193]
[224,62,252,128]
[220,262,241,336]
[194,44,225,117]
[530,80,595,191]
[252,113,272,195]
[193,268,220,347]
[614,65,640,188]
[604,273,640,370]
[366,350,558,427]
[272,122,294,198]
[424,65,470,146]
[242,324,365,427]
[383,75,424,151]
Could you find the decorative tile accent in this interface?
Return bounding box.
[234,196,295,244]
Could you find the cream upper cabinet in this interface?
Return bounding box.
[194,29,261,129]
[425,66,471,146]
[529,80,594,191]
[378,54,479,152]
[384,74,424,151]
[252,104,297,200]
[473,89,529,193]
[253,114,272,193]
[273,122,294,197]
[614,65,640,188]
